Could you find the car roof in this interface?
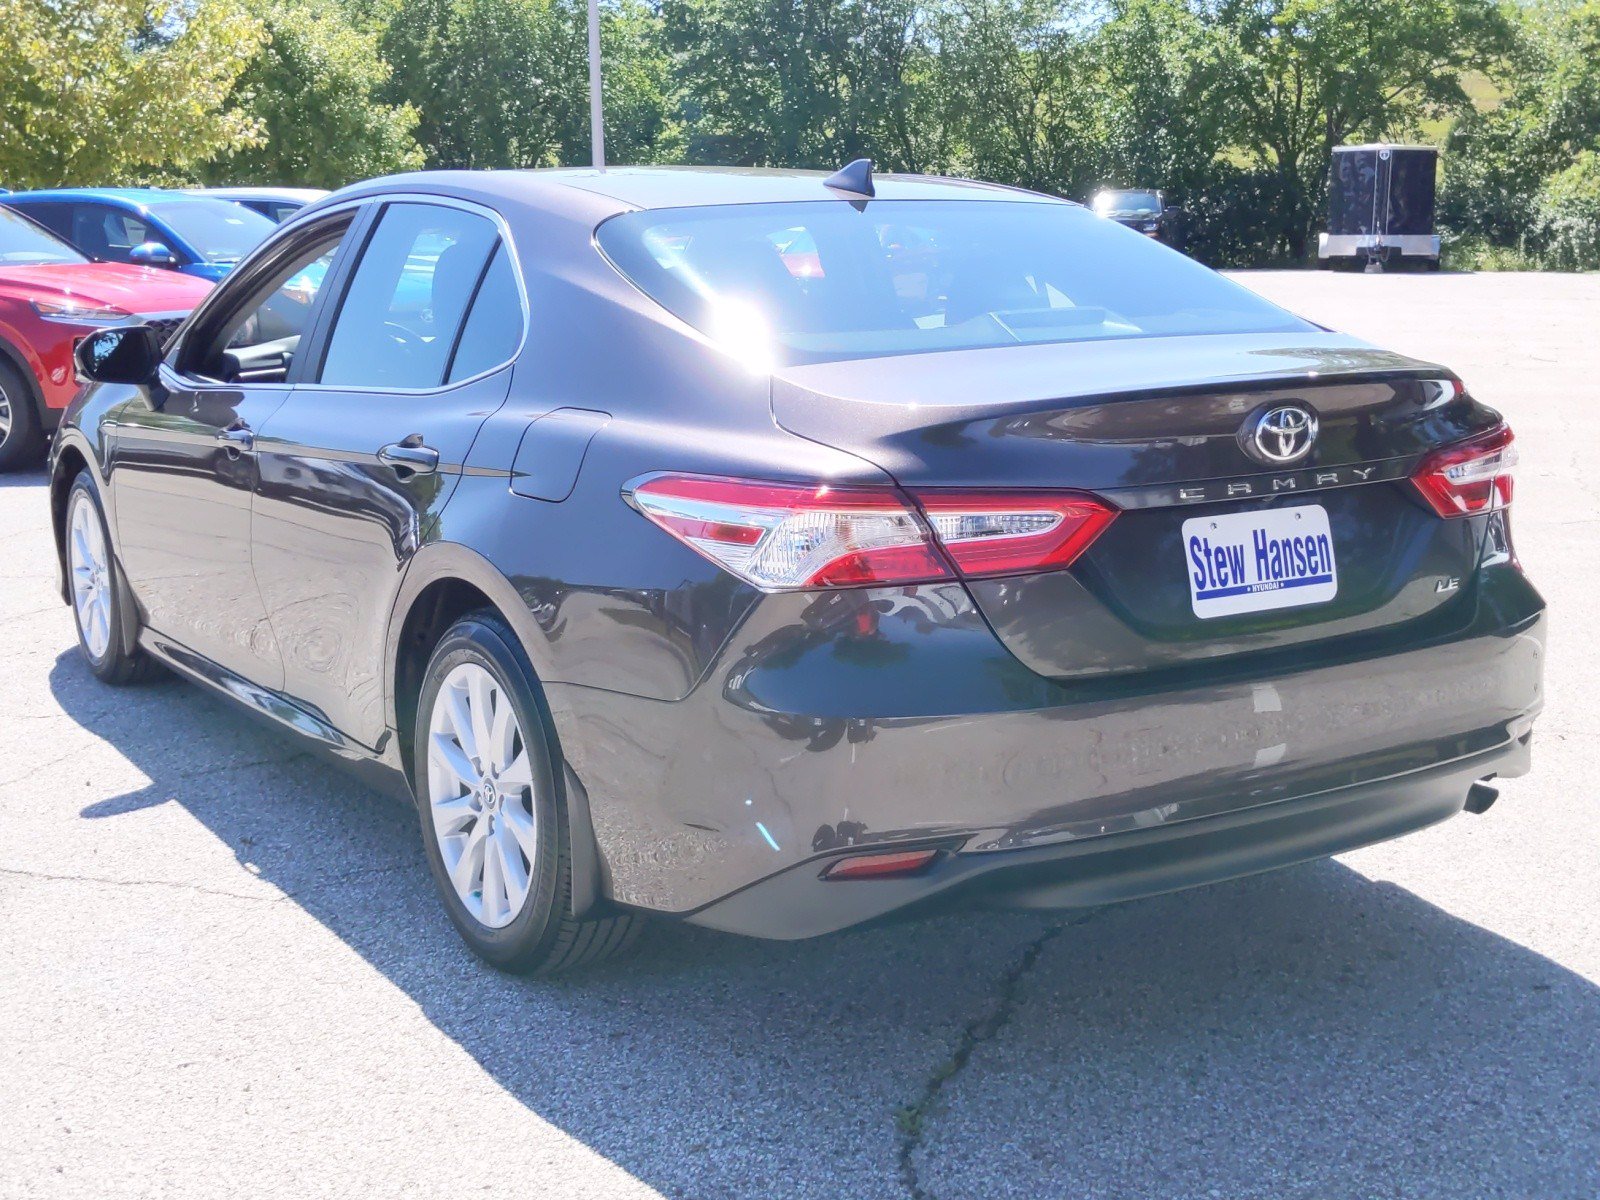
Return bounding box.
[326,166,1069,218]
[192,187,329,203]
[4,188,190,209]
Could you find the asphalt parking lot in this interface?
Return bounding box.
[2,269,1596,1199]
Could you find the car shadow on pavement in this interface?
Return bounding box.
[51,649,1600,1200]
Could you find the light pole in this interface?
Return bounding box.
[588,0,605,168]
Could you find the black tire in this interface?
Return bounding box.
[0,360,46,471]
[63,471,163,685]
[413,609,642,974]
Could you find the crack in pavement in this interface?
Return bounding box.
[0,861,416,906]
[895,909,1105,1200]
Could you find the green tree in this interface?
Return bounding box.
[1443,0,1600,255]
[666,0,938,171]
[930,0,1104,193]
[0,0,267,187]
[378,0,679,169]
[1205,0,1514,257]
[200,0,425,187]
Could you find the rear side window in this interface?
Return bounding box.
[446,245,522,383]
[319,202,501,389]
[597,199,1310,365]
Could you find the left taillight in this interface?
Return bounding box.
[1411,424,1517,518]
[626,474,1118,590]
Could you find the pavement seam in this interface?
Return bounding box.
[894,908,1104,1200]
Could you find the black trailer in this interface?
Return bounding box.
[1318,144,1439,271]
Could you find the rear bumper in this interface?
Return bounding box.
[687,735,1530,939]
[545,564,1545,931]
[1319,232,1440,260]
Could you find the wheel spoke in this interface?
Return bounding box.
[430,793,477,837]
[467,670,496,771]
[428,731,478,791]
[488,691,517,775]
[495,825,529,912]
[442,684,478,765]
[449,821,487,898]
[500,801,538,862]
[498,750,533,791]
[480,826,505,924]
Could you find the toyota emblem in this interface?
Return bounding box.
[1243,404,1318,466]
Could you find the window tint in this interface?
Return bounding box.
[597,200,1310,365]
[446,245,521,383]
[15,203,74,244]
[319,203,499,389]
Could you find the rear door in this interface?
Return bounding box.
[250,198,523,747]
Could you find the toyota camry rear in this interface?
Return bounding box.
[55,168,1544,970]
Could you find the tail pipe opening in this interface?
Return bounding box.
[1465,779,1500,815]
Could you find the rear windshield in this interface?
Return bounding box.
[148,199,275,265]
[597,200,1308,365]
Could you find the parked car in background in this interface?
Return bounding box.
[1,189,276,282]
[0,204,209,469]
[55,166,1542,973]
[1089,187,1183,248]
[187,187,330,224]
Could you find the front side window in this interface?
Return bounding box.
[597,200,1310,365]
[0,205,87,265]
[184,225,346,384]
[319,203,502,390]
[69,204,154,264]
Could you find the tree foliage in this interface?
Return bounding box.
[201,0,425,187]
[1205,0,1513,256]
[1,0,1593,266]
[0,0,266,187]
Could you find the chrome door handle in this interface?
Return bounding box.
[216,424,254,454]
[378,440,440,475]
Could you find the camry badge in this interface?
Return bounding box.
[1243,404,1318,466]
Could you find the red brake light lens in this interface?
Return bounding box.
[628,475,952,589]
[1411,425,1516,517]
[627,475,1118,590]
[911,490,1119,580]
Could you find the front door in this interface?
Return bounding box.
[107,210,359,688]
[251,199,524,747]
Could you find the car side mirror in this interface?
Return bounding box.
[74,324,165,388]
[128,241,179,269]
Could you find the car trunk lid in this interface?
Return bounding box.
[771,332,1502,679]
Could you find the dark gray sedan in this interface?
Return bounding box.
[52,166,1544,972]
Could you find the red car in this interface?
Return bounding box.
[0,204,210,469]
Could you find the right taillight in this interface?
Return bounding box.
[625,474,1118,590]
[1411,424,1517,517]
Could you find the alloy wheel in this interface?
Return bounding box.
[0,386,12,447]
[426,662,538,928]
[68,493,113,660]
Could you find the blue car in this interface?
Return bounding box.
[1,188,276,282]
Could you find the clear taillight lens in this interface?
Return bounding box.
[1411,425,1516,517]
[627,475,1118,590]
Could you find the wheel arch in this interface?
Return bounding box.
[386,542,606,917]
